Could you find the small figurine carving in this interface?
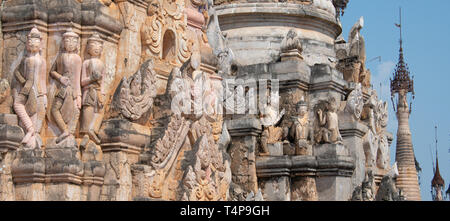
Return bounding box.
[314,97,343,144]
[281,29,303,53]
[49,28,82,143]
[12,27,47,148]
[280,29,303,61]
[289,97,312,155]
[0,79,12,114]
[80,34,106,144]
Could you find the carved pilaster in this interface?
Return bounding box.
[227,118,261,194]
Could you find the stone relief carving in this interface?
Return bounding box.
[118,59,157,121]
[48,28,82,144]
[344,83,364,121]
[351,170,375,201]
[281,29,303,53]
[361,91,390,169]
[314,97,343,144]
[288,97,312,155]
[206,0,236,76]
[80,34,106,144]
[181,134,231,201]
[260,90,285,156]
[140,0,193,65]
[141,0,164,61]
[12,27,47,149]
[336,17,371,90]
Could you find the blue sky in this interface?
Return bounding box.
[341,0,450,201]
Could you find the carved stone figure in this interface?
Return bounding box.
[0,79,12,113]
[281,29,303,53]
[289,98,312,155]
[314,97,342,144]
[80,34,106,144]
[348,16,366,64]
[119,59,157,121]
[280,29,303,61]
[351,170,375,201]
[205,0,236,76]
[12,27,47,148]
[344,83,364,121]
[48,28,82,143]
[260,90,285,156]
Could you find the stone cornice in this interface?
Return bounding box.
[256,155,355,178]
[101,142,142,155]
[226,118,262,137]
[339,121,367,139]
[215,3,341,38]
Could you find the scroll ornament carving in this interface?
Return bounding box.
[119,60,157,121]
[344,83,364,120]
[141,0,164,58]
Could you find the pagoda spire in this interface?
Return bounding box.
[431,127,445,201]
[390,7,421,201]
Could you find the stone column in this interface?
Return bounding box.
[339,120,367,190]
[80,139,106,201]
[314,143,355,201]
[256,146,291,201]
[98,119,150,201]
[227,118,261,194]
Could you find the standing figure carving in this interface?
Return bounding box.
[49,28,82,143]
[80,34,106,144]
[289,98,312,155]
[11,27,47,148]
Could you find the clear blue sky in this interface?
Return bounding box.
[341,0,450,201]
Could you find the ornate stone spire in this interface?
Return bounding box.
[390,7,421,201]
[431,134,445,201]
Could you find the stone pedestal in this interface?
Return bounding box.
[314,143,355,201]
[256,156,291,201]
[290,155,318,201]
[227,118,261,194]
[11,148,46,201]
[44,137,84,201]
[98,119,148,201]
